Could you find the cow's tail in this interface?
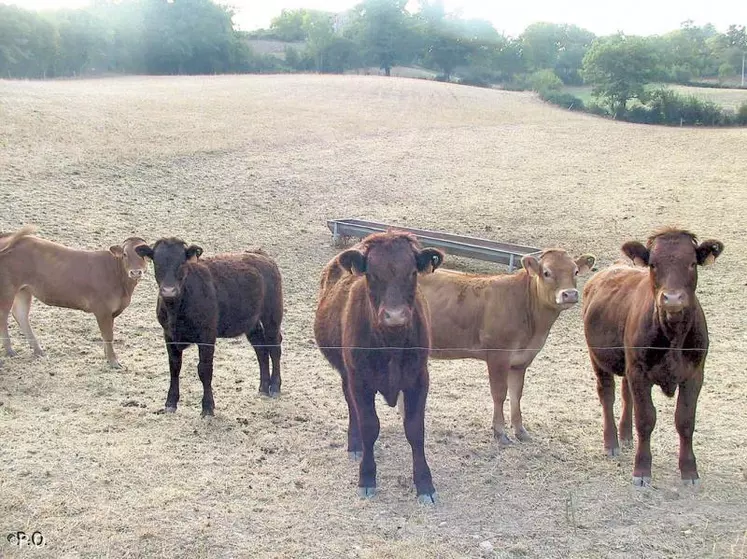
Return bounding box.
[0,225,37,254]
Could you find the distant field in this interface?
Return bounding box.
[563,83,747,110]
[1,74,746,558]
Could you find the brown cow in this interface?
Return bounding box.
[417,249,595,444]
[0,225,148,368]
[582,228,723,486]
[314,231,444,503]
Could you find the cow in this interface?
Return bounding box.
[135,238,283,417]
[0,225,148,368]
[416,249,596,445]
[314,231,444,504]
[582,228,723,486]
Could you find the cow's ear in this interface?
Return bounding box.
[135,245,154,260]
[338,249,366,275]
[185,245,203,262]
[521,255,540,276]
[109,245,124,258]
[417,248,444,273]
[575,254,596,275]
[696,239,723,266]
[622,241,649,266]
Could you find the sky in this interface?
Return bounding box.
[7,0,747,38]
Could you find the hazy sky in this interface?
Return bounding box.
[8,0,747,38]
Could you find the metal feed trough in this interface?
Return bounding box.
[327,218,541,272]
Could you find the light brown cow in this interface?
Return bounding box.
[416,249,595,444]
[0,226,148,368]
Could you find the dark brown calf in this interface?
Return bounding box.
[583,228,723,486]
[136,238,283,416]
[314,231,443,503]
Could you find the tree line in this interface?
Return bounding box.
[2,0,746,121]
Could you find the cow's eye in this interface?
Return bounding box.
[574,268,579,276]
[543,270,551,278]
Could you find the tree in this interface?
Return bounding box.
[347,0,412,76]
[520,22,595,84]
[581,34,660,117]
[302,10,336,72]
[270,9,308,42]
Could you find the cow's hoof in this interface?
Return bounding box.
[6,349,17,358]
[620,438,634,448]
[33,350,46,358]
[606,447,620,458]
[682,477,701,487]
[268,387,281,398]
[358,486,376,499]
[348,451,363,462]
[201,410,215,418]
[495,432,513,446]
[417,492,438,505]
[632,475,652,487]
[515,427,531,442]
[164,406,177,413]
[109,361,122,370]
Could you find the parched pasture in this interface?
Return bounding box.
[1,75,746,558]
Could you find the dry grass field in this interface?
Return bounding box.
[1,74,746,559]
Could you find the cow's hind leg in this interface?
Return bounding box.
[197,342,216,417]
[676,372,703,485]
[263,321,282,397]
[619,376,634,445]
[487,354,512,445]
[1,295,16,357]
[592,358,620,457]
[94,310,120,368]
[402,382,436,504]
[508,366,530,442]
[12,289,44,357]
[247,326,272,396]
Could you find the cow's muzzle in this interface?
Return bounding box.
[129,269,144,279]
[556,288,579,306]
[379,306,411,328]
[659,290,688,313]
[160,285,179,299]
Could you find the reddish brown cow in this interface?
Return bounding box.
[314,231,444,503]
[0,225,148,368]
[417,249,595,444]
[583,228,723,486]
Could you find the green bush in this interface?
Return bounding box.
[539,90,585,111]
[737,101,747,125]
[528,69,563,93]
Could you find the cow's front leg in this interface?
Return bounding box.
[508,366,530,442]
[676,372,703,485]
[95,310,120,368]
[402,380,436,504]
[630,373,656,486]
[341,374,362,460]
[165,336,185,412]
[354,385,379,498]
[487,354,511,445]
[197,342,216,417]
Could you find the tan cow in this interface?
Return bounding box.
[0,225,148,368]
[416,249,595,444]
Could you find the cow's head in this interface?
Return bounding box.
[522,249,596,310]
[135,237,203,300]
[622,228,723,316]
[110,237,149,280]
[338,231,444,329]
